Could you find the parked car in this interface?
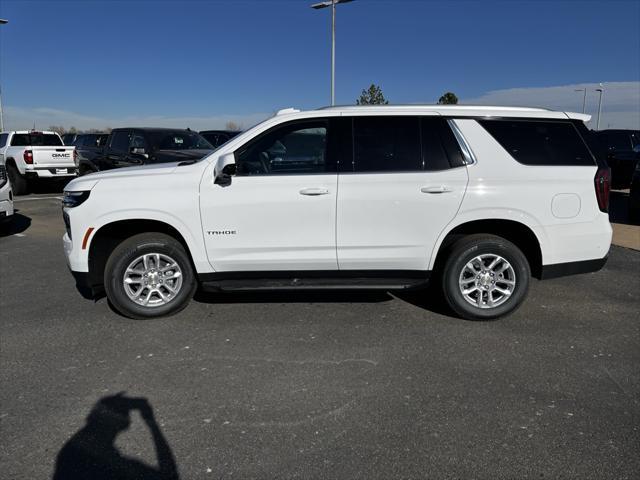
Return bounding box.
[628,146,640,223]
[594,129,640,189]
[73,133,109,148]
[76,128,214,175]
[0,163,13,226]
[61,133,79,145]
[0,130,77,195]
[62,105,612,320]
[199,130,240,149]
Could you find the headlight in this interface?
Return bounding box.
[62,190,91,208]
[0,165,7,188]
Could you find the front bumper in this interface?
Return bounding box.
[0,182,13,220]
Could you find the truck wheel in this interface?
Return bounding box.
[6,163,29,195]
[104,233,197,319]
[441,234,530,320]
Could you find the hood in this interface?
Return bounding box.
[65,162,181,191]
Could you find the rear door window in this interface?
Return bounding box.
[352,116,421,172]
[479,120,595,166]
[109,131,131,152]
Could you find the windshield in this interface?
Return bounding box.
[147,131,213,151]
[11,133,63,147]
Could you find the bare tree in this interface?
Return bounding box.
[225,121,241,131]
[48,125,66,135]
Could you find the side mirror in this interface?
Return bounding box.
[214,152,236,186]
[633,144,640,154]
[130,147,147,157]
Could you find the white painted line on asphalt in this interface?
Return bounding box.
[14,233,25,237]
[13,196,63,202]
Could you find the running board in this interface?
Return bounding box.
[198,270,430,292]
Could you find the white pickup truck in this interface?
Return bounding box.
[0,130,77,195]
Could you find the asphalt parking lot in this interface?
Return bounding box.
[1,193,639,479]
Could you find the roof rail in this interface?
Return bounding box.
[275,107,300,116]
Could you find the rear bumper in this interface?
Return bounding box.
[25,166,77,178]
[540,255,608,280]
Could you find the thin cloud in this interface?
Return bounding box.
[3,106,270,132]
[462,81,640,129]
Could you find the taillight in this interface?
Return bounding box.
[23,150,34,164]
[594,167,611,213]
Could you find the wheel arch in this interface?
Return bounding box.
[430,218,544,279]
[87,218,196,294]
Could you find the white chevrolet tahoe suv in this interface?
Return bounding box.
[62,105,612,320]
[0,130,77,195]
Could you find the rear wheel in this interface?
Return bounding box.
[441,234,530,320]
[6,163,29,195]
[104,233,197,319]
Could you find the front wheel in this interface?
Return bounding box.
[104,233,197,319]
[441,234,531,320]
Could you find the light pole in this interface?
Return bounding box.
[311,0,354,106]
[0,18,7,132]
[574,88,587,114]
[595,85,604,131]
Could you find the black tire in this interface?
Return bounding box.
[104,233,197,319]
[6,162,29,195]
[441,234,531,320]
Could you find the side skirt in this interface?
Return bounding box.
[198,270,431,292]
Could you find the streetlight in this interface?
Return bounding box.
[574,88,587,114]
[0,18,7,132]
[595,84,604,131]
[311,0,354,106]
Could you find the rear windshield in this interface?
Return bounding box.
[11,133,63,147]
[146,131,213,151]
[478,120,595,166]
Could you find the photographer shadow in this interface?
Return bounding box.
[52,393,179,480]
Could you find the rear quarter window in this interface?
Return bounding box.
[479,120,595,166]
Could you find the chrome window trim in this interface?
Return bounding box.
[447,119,477,165]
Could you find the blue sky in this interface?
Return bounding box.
[1,0,639,130]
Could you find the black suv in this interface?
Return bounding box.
[77,128,214,175]
[199,130,240,149]
[595,129,640,189]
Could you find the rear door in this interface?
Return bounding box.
[336,116,468,271]
[105,130,137,169]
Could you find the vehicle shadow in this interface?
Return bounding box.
[52,393,180,480]
[25,178,71,195]
[0,211,31,237]
[194,286,456,317]
[609,190,639,225]
[193,289,393,305]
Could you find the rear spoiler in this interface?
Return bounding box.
[565,112,591,122]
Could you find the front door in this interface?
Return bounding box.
[200,119,338,272]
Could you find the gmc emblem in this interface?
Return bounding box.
[52,153,70,158]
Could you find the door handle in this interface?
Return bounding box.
[421,185,452,194]
[299,187,329,196]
